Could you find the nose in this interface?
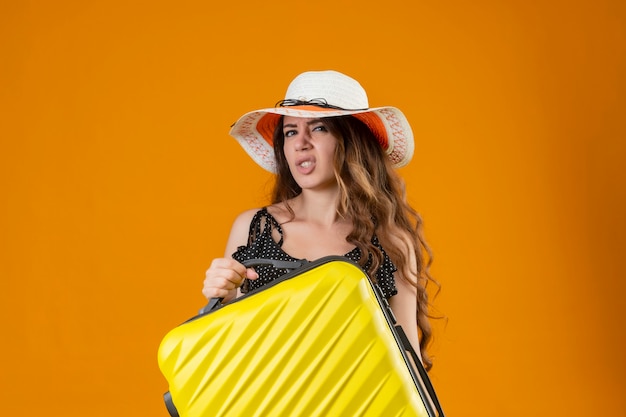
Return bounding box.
[293,130,311,151]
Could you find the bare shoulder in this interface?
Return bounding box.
[385,228,415,250]
[223,208,261,257]
[231,208,261,230]
[265,202,293,224]
[382,229,417,263]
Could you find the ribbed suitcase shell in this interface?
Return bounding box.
[158,257,430,417]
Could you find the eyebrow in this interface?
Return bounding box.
[282,118,324,129]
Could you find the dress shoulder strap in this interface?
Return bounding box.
[247,207,284,246]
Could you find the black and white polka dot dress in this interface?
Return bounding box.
[232,207,398,299]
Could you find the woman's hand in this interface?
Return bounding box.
[202,258,258,303]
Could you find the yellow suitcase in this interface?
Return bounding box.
[157,256,444,417]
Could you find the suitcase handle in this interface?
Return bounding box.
[199,258,306,315]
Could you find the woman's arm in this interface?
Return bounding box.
[389,269,422,362]
[202,209,259,303]
[387,233,423,363]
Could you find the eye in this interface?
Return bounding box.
[283,129,297,138]
[312,123,328,132]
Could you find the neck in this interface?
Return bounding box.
[291,188,344,226]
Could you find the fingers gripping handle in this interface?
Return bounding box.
[199,258,306,315]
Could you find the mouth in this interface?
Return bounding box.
[294,157,315,173]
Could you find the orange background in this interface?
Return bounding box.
[1,0,624,415]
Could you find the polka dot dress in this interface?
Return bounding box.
[232,208,398,299]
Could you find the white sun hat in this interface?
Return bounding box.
[229,70,415,173]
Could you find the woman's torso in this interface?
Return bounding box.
[231,207,398,299]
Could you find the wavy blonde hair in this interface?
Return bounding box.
[271,115,438,370]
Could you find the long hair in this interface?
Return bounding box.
[272,115,438,370]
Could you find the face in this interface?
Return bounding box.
[282,116,339,191]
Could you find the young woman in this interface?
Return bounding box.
[202,70,437,370]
